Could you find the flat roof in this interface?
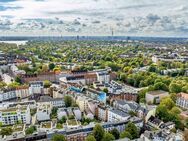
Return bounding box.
[147,90,168,96]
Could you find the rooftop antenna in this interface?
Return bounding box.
[111,28,114,37]
[110,27,114,40]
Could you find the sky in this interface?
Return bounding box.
[0,0,188,37]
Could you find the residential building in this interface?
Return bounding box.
[176,92,188,109]
[29,81,44,94]
[137,105,156,123]
[113,100,139,112]
[97,104,108,122]
[36,103,52,122]
[0,105,31,125]
[109,93,138,104]
[141,130,183,141]
[73,108,82,120]
[10,64,26,76]
[76,96,89,112]
[38,96,65,108]
[87,100,99,115]
[0,89,17,102]
[96,71,110,83]
[57,108,67,120]
[108,109,130,122]
[146,90,169,104]
[85,88,106,104]
[15,86,30,99]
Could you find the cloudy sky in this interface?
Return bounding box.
[0,0,188,37]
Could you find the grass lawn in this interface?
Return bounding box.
[67,119,78,126]
[41,122,52,129]
[13,124,25,132]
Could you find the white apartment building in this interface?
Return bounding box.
[73,108,82,120]
[96,71,110,83]
[36,103,52,122]
[0,105,31,125]
[29,81,44,94]
[176,92,188,109]
[108,109,130,122]
[0,90,17,102]
[38,96,65,108]
[57,108,67,120]
[15,86,30,99]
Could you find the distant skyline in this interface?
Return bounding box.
[0,0,188,37]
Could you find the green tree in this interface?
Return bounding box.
[156,105,169,121]
[51,134,66,141]
[154,82,168,91]
[170,93,177,103]
[15,76,22,84]
[125,122,139,139]
[148,64,157,72]
[0,82,6,89]
[93,124,105,141]
[0,127,13,136]
[49,63,55,70]
[103,88,108,93]
[86,135,96,141]
[102,132,115,141]
[170,107,181,115]
[51,107,58,118]
[44,80,52,88]
[59,116,67,124]
[160,97,175,110]
[64,96,72,107]
[25,126,36,135]
[110,128,120,139]
[169,83,182,93]
[120,131,132,139]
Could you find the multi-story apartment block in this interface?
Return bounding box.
[176,92,188,109]
[15,86,30,99]
[96,71,110,83]
[0,89,17,102]
[86,88,106,104]
[0,105,31,125]
[38,96,65,108]
[29,81,44,94]
[76,96,89,112]
[108,109,130,122]
[36,103,52,122]
[97,104,109,122]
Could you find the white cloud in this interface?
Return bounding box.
[0,0,187,36]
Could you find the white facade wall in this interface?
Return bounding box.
[16,88,29,98]
[73,109,82,120]
[108,110,130,122]
[176,98,188,109]
[0,106,31,125]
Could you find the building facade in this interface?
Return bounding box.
[176,92,188,109]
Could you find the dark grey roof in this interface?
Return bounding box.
[39,96,64,102]
[115,100,139,110]
[109,109,130,117]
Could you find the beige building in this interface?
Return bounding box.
[146,90,169,104]
[76,96,89,112]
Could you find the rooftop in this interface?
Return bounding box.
[147,90,168,96]
[178,92,188,100]
[109,109,129,117]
